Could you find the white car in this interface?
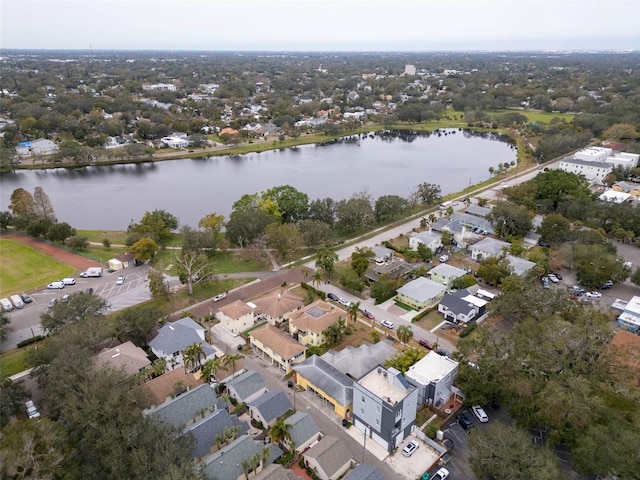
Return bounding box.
[116,275,126,285]
[212,292,227,302]
[402,440,419,457]
[472,405,489,423]
[432,467,450,480]
[338,297,351,307]
[585,291,602,298]
[47,281,65,289]
[547,274,560,283]
[25,400,40,419]
[381,320,395,329]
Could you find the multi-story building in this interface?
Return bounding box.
[405,351,460,407]
[288,300,344,347]
[352,365,418,452]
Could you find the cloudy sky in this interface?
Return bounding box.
[1,0,638,51]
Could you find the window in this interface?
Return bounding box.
[361,395,365,402]
[375,419,380,426]
[360,408,365,415]
[376,405,381,413]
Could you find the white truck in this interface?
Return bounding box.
[80,267,103,278]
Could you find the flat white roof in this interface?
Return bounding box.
[406,351,458,385]
[358,367,409,404]
[625,295,640,316]
[461,295,488,308]
[476,288,495,299]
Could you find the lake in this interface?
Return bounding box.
[0,129,516,230]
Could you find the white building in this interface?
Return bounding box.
[161,136,189,149]
[470,237,510,261]
[606,152,640,170]
[409,231,442,252]
[600,190,633,204]
[617,295,640,333]
[405,351,459,407]
[558,157,613,184]
[404,64,417,76]
[143,83,177,92]
[574,146,612,163]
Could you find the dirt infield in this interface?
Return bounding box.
[1,231,101,271]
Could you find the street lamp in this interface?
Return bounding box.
[362,425,369,463]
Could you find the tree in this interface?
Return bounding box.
[297,219,334,248]
[572,244,629,288]
[225,207,276,248]
[469,422,566,480]
[308,197,336,224]
[0,211,12,230]
[630,267,640,287]
[370,274,402,303]
[602,123,638,141]
[416,243,434,262]
[396,324,414,344]
[532,169,592,208]
[340,268,365,293]
[110,304,161,346]
[452,274,477,289]
[46,221,75,243]
[148,268,169,302]
[440,230,453,247]
[0,376,29,427]
[268,418,292,448]
[40,292,109,334]
[201,357,223,384]
[262,185,309,223]
[335,192,375,233]
[347,301,361,327]
[65,235,89,250]
[130,237,158,261]
[537,213,571,244]
[477,257,513,287]
[374,194,410,222]
[0,311,10,344]
[32,186,57,222]
[182,342,206,373]
[413,182,442,205]
[265,222,302,259]
[223,353,244,377]
[175,250,215,296]
[198,212,225,236]
[315,243,338,278]
[385,348,425,374]
[9,187,36,216]
[488,201,534,238]
[351,247,374,276]
[129,209,178,243]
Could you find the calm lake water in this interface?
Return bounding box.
[0,129,516,230]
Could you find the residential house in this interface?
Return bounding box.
[450,212,494,234]
[139,368,202,407]
[217,300,256,336]
[371,245,394,264]
[396,277,447,310]
[470,237,510,261]
[428,263,467,286]
[107,252,136,270]
[248,390,292,427]
[405,351,460,407]
[438,292,482,324]
[343,464,386,480]
[294,355,354,419]
[200,434,283,480]
[617,295,640,333]
[186,408,248,460]
[220,127,240,137]
[284,411,322,453]
[252,289,304,326]
[16,138,58,156]
[249,324,306,373]
[225,370,268,404]
[600,189,633,203]
[608,329,640,388]
[161,136,189,148]
[505,254,535,276]
[302,436,354,480]
[352,365,418,452]
[149,317,218,370]
[559,157,613,184]
[409,231,442,252]
[364,259,414,283]
[612,181,640,197]
[253,464,301,480]
[96,341,151,375]
[523,231,542,248]
[321,339,397,380]
[144,384,225,429]
[430,218,471,248]
[464,204,493,218]
[288,300,344,347]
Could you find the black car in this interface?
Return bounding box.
[327,293,339,301]
[456,413,474,431]
[20,292,33,304]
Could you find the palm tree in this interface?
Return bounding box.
[182,342,205,373]
[397,325,414,344]
[201,357,222,383]
[312,270,322,289]
[151,357,167,377]
[223,353,244,377]
[269,418,292,449]
[347,301,361,327]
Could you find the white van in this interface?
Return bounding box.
[10,294,24,309]
[0,298,13,312]
[62,277,76,285]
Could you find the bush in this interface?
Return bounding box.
[300,282,326,299]
[459,321,477,338]
[424,422,439,439]
[17,335,45,348]
[65,235,89,250]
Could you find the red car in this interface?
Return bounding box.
[361,309,375,320]
[419,339,433,350]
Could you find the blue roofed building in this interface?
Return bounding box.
[248,390,292,427]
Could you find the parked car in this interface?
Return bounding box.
[361,309,375,320]
[541,277,550,289]
[381,320,395,329]
[456,412,474,431]
[418,338,433,350]
[327,292,339,302]
[472,405,489,423]
[20,292,34,304]
[439,254,450,262]
[586,291,602,298]
[25,400,40,419]
[431,467,450,480]
[116,276,125,285]
[551,272,563,280]
[47,281,65,289]
[402,440,419,457]
[338,297,351,307]
[212,292,227,302]
[48,298,58,308]
[600,280,614,289]
[547,274,560,283]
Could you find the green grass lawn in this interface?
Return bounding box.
[413,310,446,331]
[0,239,75,296]
[492,109,575,124]
[76,229,129,245]
[0,347,31,377]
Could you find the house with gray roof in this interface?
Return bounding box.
[371,245,394,264]
[450,212,494,233]
[465,204,493,218]
[294,355,354,419]
[505,254,536,276]
[284,411,322,453]
[430,218,472,248]
[144,384,224,429]
[149,317,218,370]
[302,435,354,480]
[438,293,481,324]
[364,258,414,283]
[253,464,300,480]
[409,231,442,252]
[470,237,510,261]
[428,263,467,286]
[185,408,248,460]
[225,370,268,404]
[343,464,385,480]
[248,390,292,427]
[200,434,283,480]
[396,277,447,310]
[321,339,397,380]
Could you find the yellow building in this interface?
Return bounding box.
[287,300,345,347]
[294,355,353,420]
[249,324,306,373]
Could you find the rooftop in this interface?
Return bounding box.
[357,366,412,405]
[96,341,150,375]
[288,299,344,334]
[250,324,306,361]
[406,351,459,385]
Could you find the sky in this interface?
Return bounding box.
[1,0,639,52]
